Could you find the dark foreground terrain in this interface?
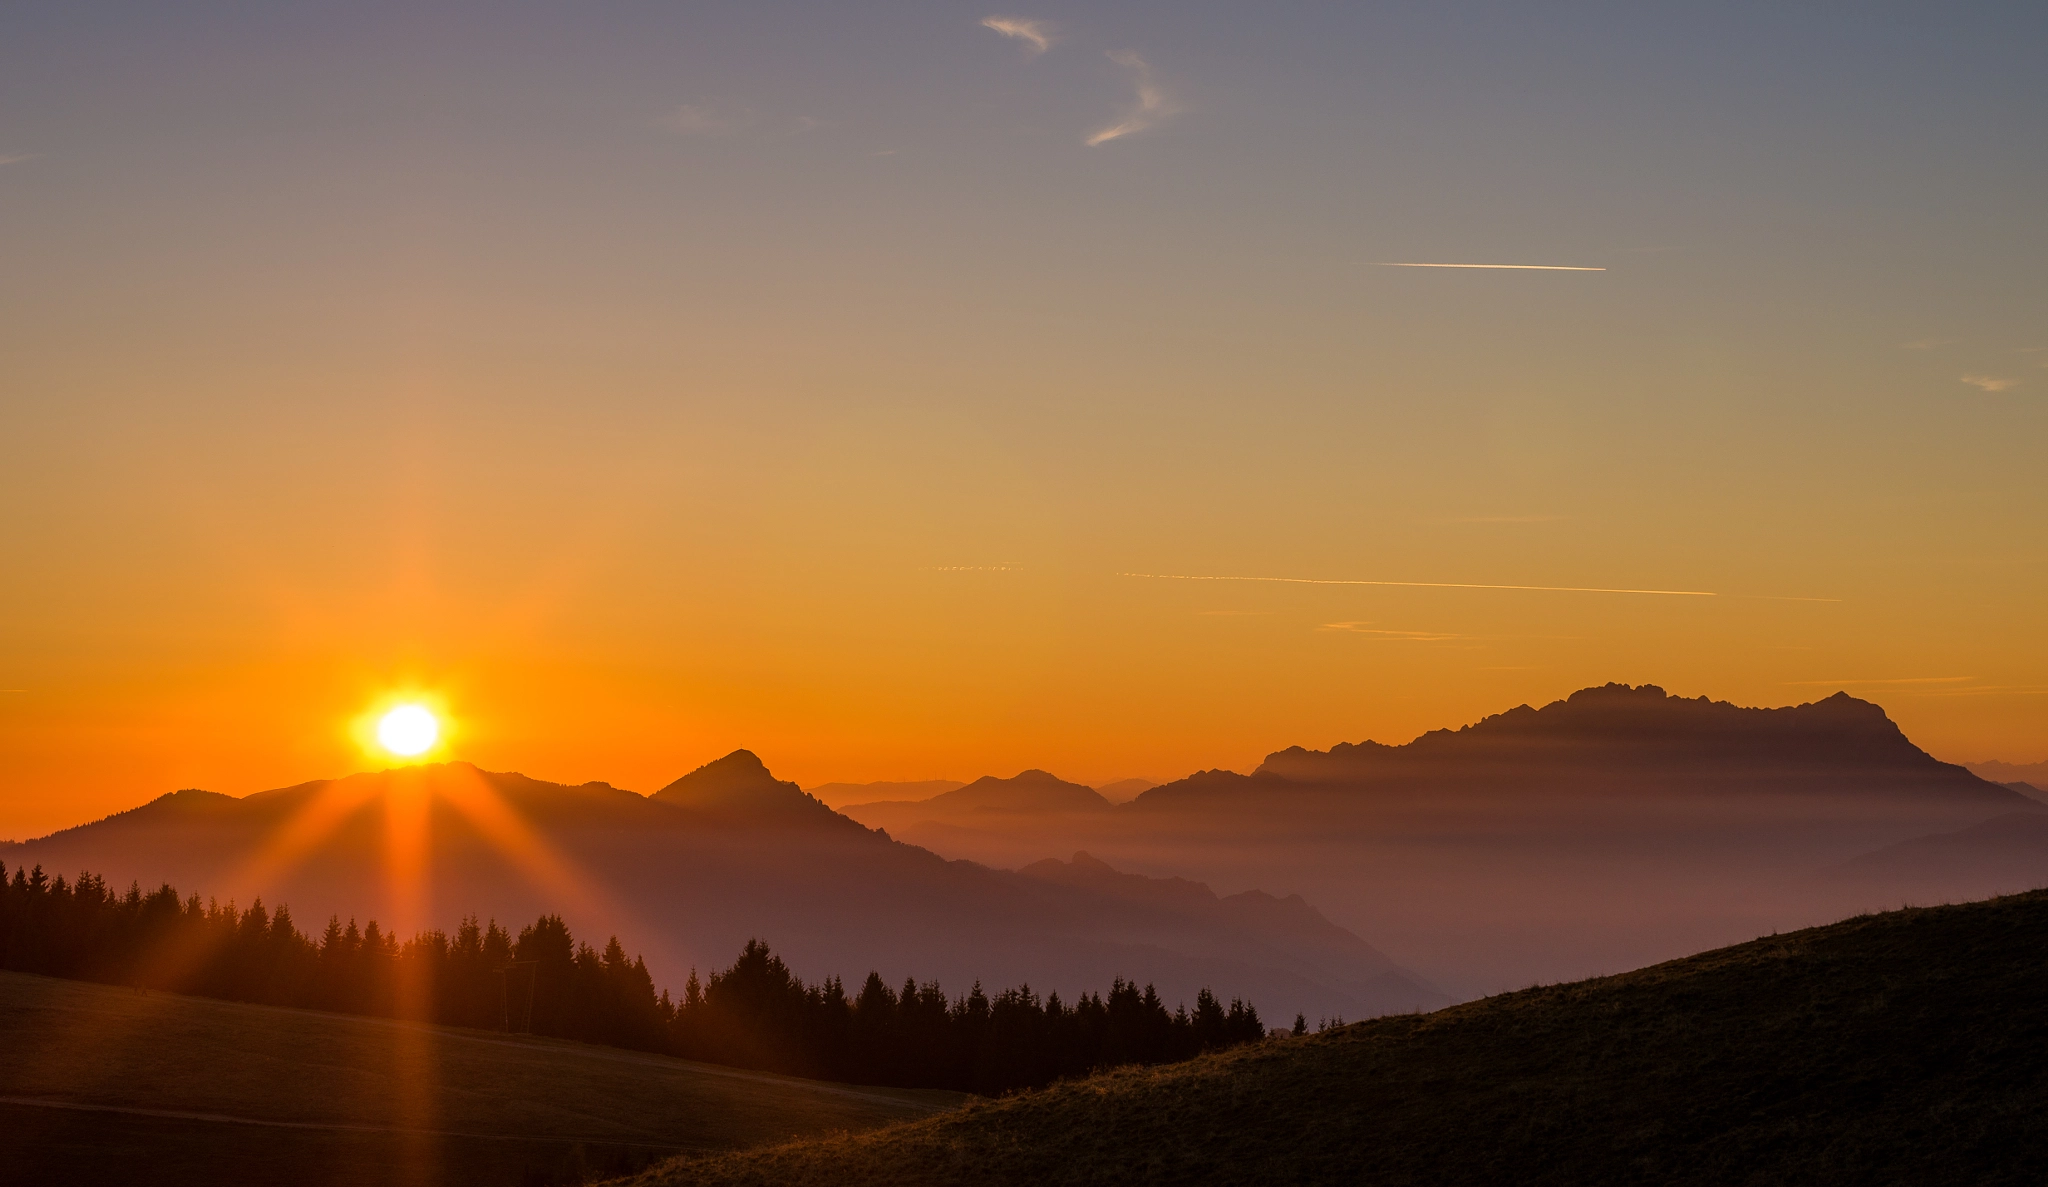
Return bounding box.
[0,971,959,1187]
[623,889,2048,1186]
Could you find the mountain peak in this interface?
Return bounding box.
[930,771,1111,814]
[651,749,829,817]
[693,749,773,782]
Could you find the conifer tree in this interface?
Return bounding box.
[0,862,1273,1095]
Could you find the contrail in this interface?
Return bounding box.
[1372,262,1605,271]
[1118,573,1714,597]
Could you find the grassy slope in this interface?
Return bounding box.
[0,972,960,1187]
[626,890,2048,1187]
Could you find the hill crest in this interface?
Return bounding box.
[622,888,2048,1186]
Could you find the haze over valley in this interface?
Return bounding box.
[4,3,2044,1182]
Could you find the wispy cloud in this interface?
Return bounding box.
[659,105,823,138]
[981,16,1054,57]
[1118,572,1716,597]
[1371,262,1605,272]
[1961,374,2019,392]
[1319,622,1466,641]
[1905,684,2048,698]
[660,104,744,136]
[1786,676,1974,686]
[0,154,32,166]
[1087,51,1174,146]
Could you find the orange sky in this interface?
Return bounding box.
[3,5,2044,838]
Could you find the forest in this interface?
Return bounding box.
[0,860,1269,1094]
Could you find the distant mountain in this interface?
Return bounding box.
[651,749,841,819]
[1838,811,2048,900]
[1093,778,1158,803]
[16,684,2028,1008]
[1017,852,1446,1014]
[805,779,966,810]
[0,755,1424,1024]
[841,685,2038,997]
[815,774,1156,813]
[848,771,1111,833]
[1150,683,2017,803]
[1963,759,2048,803]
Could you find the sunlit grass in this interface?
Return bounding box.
[0,971,962,1185]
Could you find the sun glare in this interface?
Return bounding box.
[376,705,440,757]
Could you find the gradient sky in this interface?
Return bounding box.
[4,2,2045,837]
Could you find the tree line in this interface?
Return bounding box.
[0,861,1269,1094]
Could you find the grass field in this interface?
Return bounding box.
[622,890,2048,1186]
[0,971,962,1186]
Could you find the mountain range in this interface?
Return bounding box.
[7,683,2036,1007]
[837,684,2041,995]
[804,780,966,810]
[808,776,1157,810]
[1964,759,2048,800]
[1,752,1440,1023]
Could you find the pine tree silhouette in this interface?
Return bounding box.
[0,859,1271,1095]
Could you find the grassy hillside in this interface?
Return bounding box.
[623,890,2048,1186]
[0,971,960,1187]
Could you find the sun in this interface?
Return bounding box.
[376,704,440,758]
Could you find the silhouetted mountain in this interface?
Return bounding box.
[1017,852,1447,1014]
[848,771,1110,833]
[1092,778,1158,802]
[839,685,2039,997]
[805,780,966,810]
[1145,683,2017,803]
[1965,757,2048,784]
[949,771,1110,812]
[650,749,842,821]
[1838,811,2048,900]
[1965,759,2048,804]
[18,686,2029,1009]
[3,759,1420,1024]
[633,890,2048,1187]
